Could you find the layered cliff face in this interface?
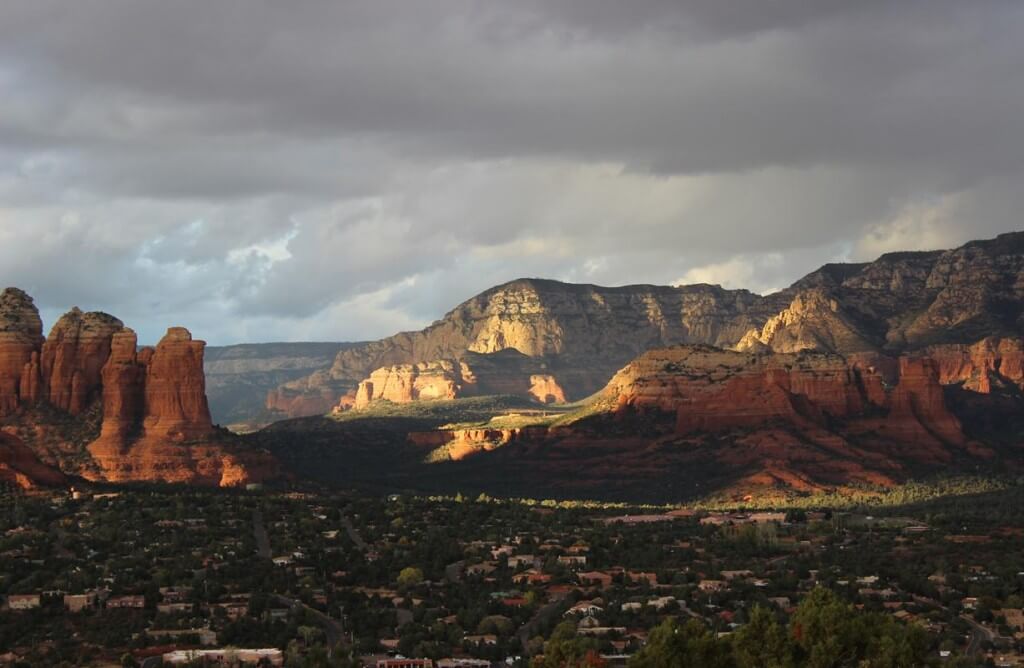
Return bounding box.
[270,232,1024,420]
[272,280,782,417]
[594,345,988,482]
[924,337,1024,393]
[41,308,125,415]
[0,288,44,415]
[0,289,275,487]
[350,349,567,410]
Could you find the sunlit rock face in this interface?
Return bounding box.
[0,288,276,487]
[349,349,568,410]
[272,232,1024,419]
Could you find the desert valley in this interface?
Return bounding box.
[4,2,1024,665]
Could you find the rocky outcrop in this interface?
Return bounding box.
[86,327,274,486]
[924,337,1024,393]
[602,345,971,466]
[735,289,875,354]
[409,426,552,462]
[350,349,569,410]
[0,432,66,490]
[40,308,124,415]
[0,288,44,415]
[271,232,1024,419]
[0,289,275,487]
[142,327,214,440]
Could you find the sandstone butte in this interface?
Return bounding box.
[600,345,996,470]
[348,349,567,411]
[0,288,275,487]
[269,231,1024,419]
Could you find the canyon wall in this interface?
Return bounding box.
[271,231,1024,419]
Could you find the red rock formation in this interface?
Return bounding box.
[0,432,66,489]
[528,375,566,404]
[925,337,1024,393]
[409,426,552,462]
[95,329,147,446]
[354,360,461,409]
[142,327,214,440]
[603,345,968,459]
[876,357,968,453]
[40,308,124,415]
[87,327,275,487]
[0,288,275,487]
[0,288,44,415]
[350,350,569,410]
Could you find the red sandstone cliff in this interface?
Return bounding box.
[0,289,275,487]
[925,337,1024,393]
[0,288,44,415]
[604,346,966,452]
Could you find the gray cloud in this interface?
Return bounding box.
[0,1,1022,344]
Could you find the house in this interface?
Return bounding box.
[107,595,145,609]
[162,648,283,666]
[463,634,498,646]
[491,545,515,559]
[64,593,97,613]
[465,562,497,577]
[158,602,193,614]
[513,569,550,586]
[558,555,588,568]
[721,570,754,581]
[6,594,41,610]
[507,554,537,569]
[626,572,658,587]
[578,571,614,588]
[565,601,604,616]
[437,659,490,668]
[377,660,433,668]
[698,580,727,593]
[647,596,676,611]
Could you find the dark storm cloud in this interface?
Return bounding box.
[0,1,1021,343]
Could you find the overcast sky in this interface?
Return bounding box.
[1,1,1023,345]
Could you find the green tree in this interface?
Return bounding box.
[397,566,424,588]
[732,606,795,668]
[629,618,731,668]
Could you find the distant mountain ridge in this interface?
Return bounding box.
[266,231,1024,420]
[205,341,357,428]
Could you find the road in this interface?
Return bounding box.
[252,509,271,559]
[274,594,345,648]
[961,615,988,657]
[341,515,368,551]
[252,509,345,649]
